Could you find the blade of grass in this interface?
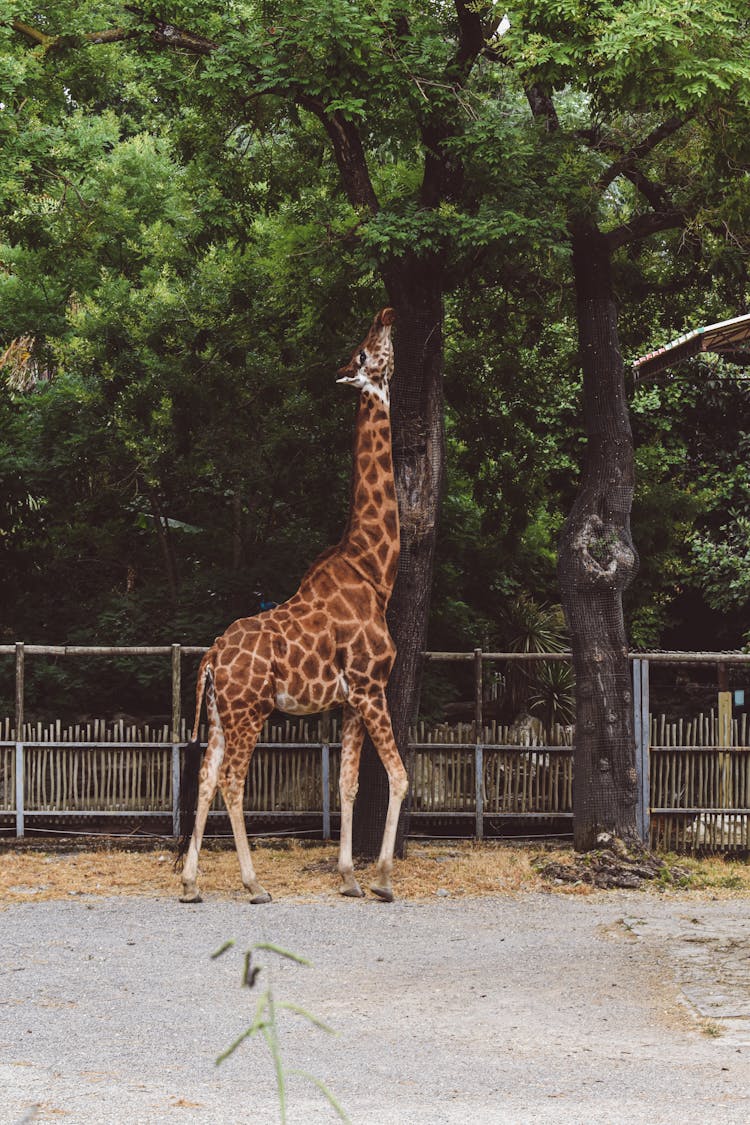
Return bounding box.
[277,1001,336,1034]
[289,1068,352,1123]
[253,942,312,966]
[211,939,235,959]
[261,1013,287,1125]
[215,992,270,1065]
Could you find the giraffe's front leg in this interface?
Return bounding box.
[338,704,366,898]
[355,690,408,903]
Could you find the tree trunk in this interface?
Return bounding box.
[557,220,640,850]
[352,255,445,858]
[149,490,180,606]
[231,487,243,573]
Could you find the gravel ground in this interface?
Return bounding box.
[1,890,749,1125]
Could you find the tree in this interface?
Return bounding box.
[7,1,541,854]
[510,0,750,846]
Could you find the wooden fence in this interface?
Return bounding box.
[648,702,750,852]
[2,645,750,850]
[0,714,574,840]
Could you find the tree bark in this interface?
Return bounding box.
[149,490,180,606]
[352,254,445,858]
[558,219,640,850]
[231,487,243,573]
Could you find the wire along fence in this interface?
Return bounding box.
[2,645,750,851]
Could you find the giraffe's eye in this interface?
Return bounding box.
[359,351,366,366]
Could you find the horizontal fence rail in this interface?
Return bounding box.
[3,645,750,850]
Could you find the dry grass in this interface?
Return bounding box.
[1,839,749,906]
[0,840,554,904]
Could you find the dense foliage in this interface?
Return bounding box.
[2,1,750,720]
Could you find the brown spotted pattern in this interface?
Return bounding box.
[179,308,408,904]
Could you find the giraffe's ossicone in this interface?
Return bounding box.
[176,307,407,903]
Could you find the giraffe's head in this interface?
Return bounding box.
[336,308,396,404]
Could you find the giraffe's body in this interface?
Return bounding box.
[177,308,407,902]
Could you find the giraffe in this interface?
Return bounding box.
[176,307,408,903]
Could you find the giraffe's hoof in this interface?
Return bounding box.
[179,892,203,904]
[249,891,272,905]
[369,883,395,903]
[339,881,365,899]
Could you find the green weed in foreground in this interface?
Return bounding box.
[212,939,350,1125]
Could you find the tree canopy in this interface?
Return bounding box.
[2,1,750,722]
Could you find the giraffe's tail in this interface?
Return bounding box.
[174,650,214,870]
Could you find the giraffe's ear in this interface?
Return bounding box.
[378,307,396,327]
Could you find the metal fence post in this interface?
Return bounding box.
[475,744,484,841]
[322,742,331,840]
[171,644,181,839]
[15,642,24,838]
[474,648,484,840]
[633,658,650,845]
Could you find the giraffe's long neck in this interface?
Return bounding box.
[340,391,400,597]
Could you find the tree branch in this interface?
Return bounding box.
[11,20,55,47]
[12,16,139,48]
[454,0,486,75]
[12,12,377,213]
[605,210,686,250]
[597,116,688,192]
[415,3,504,209]
[619,167,674,213]
[124,7,218,54]
[455,1,508,69]
[11,9,217,51]
[298,97,379,214]
[525,84,560,133]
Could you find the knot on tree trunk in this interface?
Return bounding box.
[572,514,636,590]
[397,461,438,540]
[394,414,441,542]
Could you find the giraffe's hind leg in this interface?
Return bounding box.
[220,718,273,903]
[338,704,366,898]
[179,771,217,903]
[179,687,224,903]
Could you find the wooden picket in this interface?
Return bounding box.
[0,742,14,812]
